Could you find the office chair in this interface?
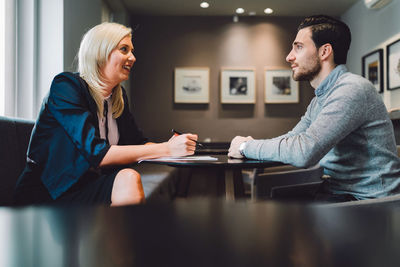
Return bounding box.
[242,145,400,201]
[315,193,400,209]
[310,146,400,208]
[243,164,324,200]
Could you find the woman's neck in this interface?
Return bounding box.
[102,83,117,98]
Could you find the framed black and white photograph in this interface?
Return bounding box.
[362,49,383,93]
[387,38,400,91]
[174,67,209,103]
[220,68,255,104]
[264,68,299,103]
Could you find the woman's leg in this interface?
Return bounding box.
[111,168,145,206]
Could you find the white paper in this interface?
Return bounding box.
[140,156,218,163]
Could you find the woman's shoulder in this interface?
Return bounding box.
[48,72,91,103]
[50,72,88,93]
[53,72,85,85]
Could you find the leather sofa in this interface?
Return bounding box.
[0,116,179,206]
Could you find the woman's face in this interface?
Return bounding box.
[101,35,136,91]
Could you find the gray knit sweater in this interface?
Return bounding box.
[244,65,400,199]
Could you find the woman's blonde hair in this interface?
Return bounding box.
[78,22,132,118]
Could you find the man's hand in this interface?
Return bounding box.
[228,136,254,158]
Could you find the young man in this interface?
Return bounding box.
[228,15,400,201]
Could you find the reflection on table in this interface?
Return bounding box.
[2,199,400,267]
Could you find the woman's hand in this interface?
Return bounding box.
[167,134,198,156]
[100,134,199,166]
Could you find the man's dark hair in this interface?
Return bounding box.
[298,15,351,65]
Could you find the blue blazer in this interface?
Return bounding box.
[19,72,148,199]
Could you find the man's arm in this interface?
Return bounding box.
[242,86,367,167]
[228,99,314,158]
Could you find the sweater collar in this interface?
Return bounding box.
[315,64,347,97]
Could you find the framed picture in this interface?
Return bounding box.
[387,38,400,91]
[264,68,299,103]
[362,49,383,93]
[174,67,209,103]
[220,68,255,104]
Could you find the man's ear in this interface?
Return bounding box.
[319,43,333,61]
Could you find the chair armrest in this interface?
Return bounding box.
[253,164,323,199]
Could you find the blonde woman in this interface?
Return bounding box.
[14,22,197,206]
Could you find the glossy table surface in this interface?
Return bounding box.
[194,142,230,155]
[143,154,282,169]
[2,199,400,267]
[194,148,228,155]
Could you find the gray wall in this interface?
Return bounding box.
[129,16,314,142]
[37,0,63,115]
[63,0,102,71]
[342,0,400,109]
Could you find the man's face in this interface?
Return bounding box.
[286,27,321,82]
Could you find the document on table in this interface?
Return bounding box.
[140,156,218,163]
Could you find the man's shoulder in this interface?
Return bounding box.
[338,72,373,87]
[335,71,376,95]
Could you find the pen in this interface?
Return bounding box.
[171,129,204,148]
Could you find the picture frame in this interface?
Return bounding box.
[220,68,255,104]
[264,68,299,103]
[387,38,400,91]
[174,67,210,103]
[362,49,383,93]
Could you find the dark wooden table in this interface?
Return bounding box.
[143,155,282,201]
[3,200,400,267]
[194,142,230,155]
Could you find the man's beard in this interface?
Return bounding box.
[292,57,321,82]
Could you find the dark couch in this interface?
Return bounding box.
[0,116,179,206]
